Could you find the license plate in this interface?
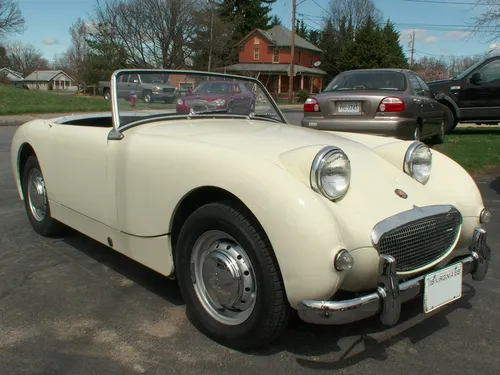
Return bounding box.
[423,263,463,314]
[337,102,361,113]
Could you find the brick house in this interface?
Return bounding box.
[219,25,327,100]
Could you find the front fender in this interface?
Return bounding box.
[112,136,350,308]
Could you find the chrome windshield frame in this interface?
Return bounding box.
[107,68,288,141]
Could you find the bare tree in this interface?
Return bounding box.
[327,0,383,32]
[6,41,48,76]
[471,1,500,42]
[91,0,202,68]
[60,18,89,82]
[0,0,25,40]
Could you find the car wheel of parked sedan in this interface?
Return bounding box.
[413,124,422,141]
[431,119,446,144]
[143,90,153,103]
[103,89,110,100]
[21,155,64,237]
[175,201,293,350]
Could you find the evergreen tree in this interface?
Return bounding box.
[380,20,409,68]
[295,19,308,39]
[269,15,282,27]
[319,19,338,82]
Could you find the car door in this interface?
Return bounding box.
[42,123,112,227]
[460,58,500,120]
[407,72,437,138]
[117,74,130,98]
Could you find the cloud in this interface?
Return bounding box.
[42,38,58,45]
[400,29,439,45]
[444,31,471,40]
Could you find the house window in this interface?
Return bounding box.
[273,50,279,63]
[253,36,260,44]
[254,48,260,60]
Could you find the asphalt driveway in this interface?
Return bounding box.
[1,125,499,375]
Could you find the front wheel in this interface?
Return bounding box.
[21,155,64,237]
[175,201,293,350]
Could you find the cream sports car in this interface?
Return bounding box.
[11,69,492,350]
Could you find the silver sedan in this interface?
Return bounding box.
[301,69,447,143]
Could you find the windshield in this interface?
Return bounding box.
[112,70,284,128]
[323,70,407,92]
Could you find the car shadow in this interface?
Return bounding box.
[61,228,184,306]
[251,283,476,370]
[60,227,477,370]
[490,176,500,195]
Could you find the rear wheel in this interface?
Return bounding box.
[103,89,110,100]
[21,155,64,237]
[175,201,293,350]
[413,123,422,141]
[431,118,446,144]
[440,104,455,134]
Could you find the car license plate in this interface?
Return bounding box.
[423,263,463,314]
[337,102,361,113]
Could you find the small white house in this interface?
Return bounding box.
[22,70,76,91]
[0,67,24,88]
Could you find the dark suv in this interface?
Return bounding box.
[427,56,500,133]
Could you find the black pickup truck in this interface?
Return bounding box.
[427,55,500,133]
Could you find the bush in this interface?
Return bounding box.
[296,89,310,103]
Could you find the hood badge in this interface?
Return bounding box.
[395,189,408,199]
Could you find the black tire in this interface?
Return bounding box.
[413,123,422,141]
[21,155,64,237]
[175,201,293,350]
[143,90,153,103]
[440,104,455,134]
[103,89,110,100]
[431,118,446,144]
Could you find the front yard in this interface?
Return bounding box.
[433,127,500,175]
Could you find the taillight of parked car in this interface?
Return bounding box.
[304,98,321,112]
[377,97,405,112]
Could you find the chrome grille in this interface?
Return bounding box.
[372,206,462,273]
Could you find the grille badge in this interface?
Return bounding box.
[394,189,408,199]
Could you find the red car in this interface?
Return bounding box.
[176,80,256,114]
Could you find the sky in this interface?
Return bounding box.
[5,0,499,63]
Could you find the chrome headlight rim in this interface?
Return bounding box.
[310,146,351,201]
[403,141,432,185]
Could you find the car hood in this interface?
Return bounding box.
[134,117,380,162]
[182,93,233,101]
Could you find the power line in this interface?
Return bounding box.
[398,0,490,5]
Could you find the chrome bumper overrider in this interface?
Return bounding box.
[297,227,491,326]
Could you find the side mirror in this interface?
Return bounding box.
[133,79,139,83]
[470,72,482,84]
[434,92,444,100]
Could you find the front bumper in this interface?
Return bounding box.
[297,227,491,326]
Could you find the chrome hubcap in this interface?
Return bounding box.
[28,168,47,222]
[191,230,257,325]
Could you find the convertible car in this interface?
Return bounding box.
[11,69,492,350]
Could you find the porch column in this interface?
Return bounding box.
[310,76,314,93]
[278,74,281,93]
[300,75,304,90]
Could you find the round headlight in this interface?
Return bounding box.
[404,142,432,184]
[310,146,351,200]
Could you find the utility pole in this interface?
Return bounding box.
[287,0,296,104]
[409,31,415,67]
[207,1,214,71]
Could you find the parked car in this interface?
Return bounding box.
[11,69,492,350]
[98,72,178,103]
[301,69,448,143]
[176,80,256,114]
[427,55,500,133]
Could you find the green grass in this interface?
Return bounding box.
[0,84,111,115]
[432,127,500,175]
